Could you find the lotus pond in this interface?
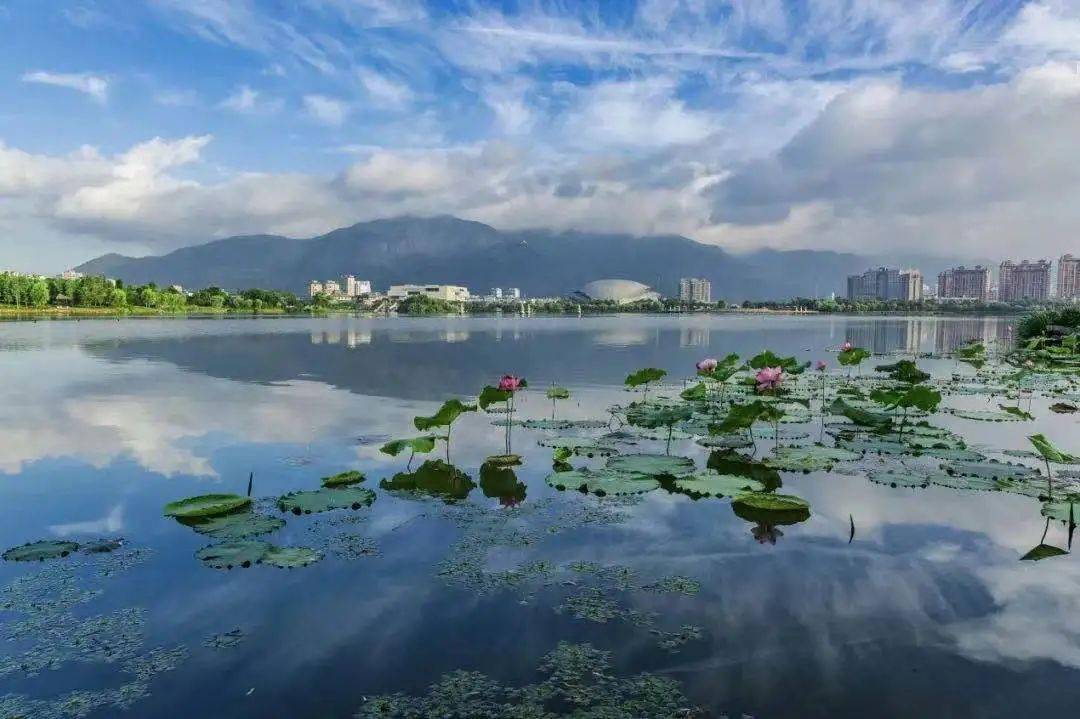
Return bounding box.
[2,314,1080,718]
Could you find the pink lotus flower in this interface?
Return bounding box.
[696,358,718,373]
[815,360,827,372]
[498,375,523,392]
[840,342,853,352]
[755,366,784,392]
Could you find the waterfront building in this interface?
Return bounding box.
[846,267,922,301]
[60,269,84,280]
[1058,254,1080,299]
[344,276,372,297]
[936,266,990,301]
[999,260,1051,301]
[507,287,521,299]
[387,284,471,301]
[679,277,712,303]
[572,279,661,305]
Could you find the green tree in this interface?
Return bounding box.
[28,280,50,308]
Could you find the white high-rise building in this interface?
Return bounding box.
[679,277,711,303]
[345,276,372,297]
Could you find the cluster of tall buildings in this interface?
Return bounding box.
[308,275,372,299]
[679,277,712,303]
[935,255,1079,301]
[845,267,923,301]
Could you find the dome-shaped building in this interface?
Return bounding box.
[573,279,662,305]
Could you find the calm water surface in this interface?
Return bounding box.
[2,314,1079,718]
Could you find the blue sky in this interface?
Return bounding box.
[1,0,1078,271]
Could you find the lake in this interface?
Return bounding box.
[2,313,1079,719]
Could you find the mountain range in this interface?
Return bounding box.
[76,216,958,301]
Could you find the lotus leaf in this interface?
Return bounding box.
[163,494,251,519]
[546,386,571,400]
[1041,501,1077,523]
[3,540,80,562]
[195,541,271,569]
[277,486,376,514]
[605,453,695,476]
[190,512,286,540]
[537,437,618,457]
[942,460,1038,480]
[262,546,322,568]
[624,367,667,388]
[1029,434,1080,465]
[379,437,437,458]
[945,409,1028,422]
[414,399,475,430]
[765,445,860,472]
[732,493,811,524]
[545,468,660,496]
[1021,544,1068,561]
[868,470,935,488]
[673,472,765,497]
[321,470,366,487]
[521,419,607,430]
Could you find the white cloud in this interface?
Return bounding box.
[356,67,414,110]
[21,70,109,102]
[303,94,349,126]
[154,89,198,106]
[219,84,282,114]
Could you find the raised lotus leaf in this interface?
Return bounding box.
[537,437,619,457]
[624,367,667,388]
[3,540,80,562]
[673,472,765,497]
[1029,433,1080,465]
[413,398,475,430]
[732,493,811,524]
[1041,501,1078,522]
[261,546,322,568]
[321,470,366,487]
[546,386,571,400]
[484,453,522,467]
[625,402,694,429]
[195,540,271,569]
[277,486,376,514]
[190,512,286,540]
[765,445,860,472]
[828,398,893,428]
[1021,544,1069,561]
[545,467,659,496]
[605,453,695,476]
[163,494,252,519]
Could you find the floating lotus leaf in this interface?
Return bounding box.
[696,434,754,449]
[765,445,860,472]
[81,538,122,554]
[2,540,80,562]
[732,493,811,524]
[262,546,322,568]
[1040,500,1078,523]
[1050,402,1078,414]
[1021,544,1069,561]
[321,470,366,487]
[163,494,251,519]
[941,460,1039,480]
[673,472,765,497]
[190,512,285,540]
[930,474,1005,492]
[379,460,474,502]
[521,419,608,430]
[537,437,619,457]
[277,486,376,514]
[867,470,936,488]
[546,467,659,496]
[625,402,694,429]
[484,453,522,467]
[195,541,271,569]
[750,427,811,440]
[945,409,1028,422]
[605,453,695,476]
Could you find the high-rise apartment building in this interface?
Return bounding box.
[937,266,990,301]
[846,267,922,301]
[1058,254,1080,299]
[679,277,712,303]
[999,260,1051,301]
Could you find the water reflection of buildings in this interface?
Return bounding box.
[680,328,710,348]
[934,318,1013,354]
[309,330,374,346]
[844,319,929,355]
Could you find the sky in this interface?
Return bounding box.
[0,0,1078,272]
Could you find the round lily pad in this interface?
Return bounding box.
[484,454,523,467]
[732,493,811,524]
[195,541,271,569]
[673,472,765,498]
[191,513,286,540]
[521,419,608,430]
[867,470,934,489]
[545,468,660,496]
[605,454,695,477]
[321,470,366,487]
[2,540,80,562]
[940,460,1038,481]
[262,546,322,568]
[277,487,376,515]
[945,409,1028,422]
[537,437,618,457]
[696,434,754,449]
[765,445,860,472]
[164,494,252,519]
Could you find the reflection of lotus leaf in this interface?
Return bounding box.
[277,486,376,514]
[732,493,811,524]
[1021,544,1069,561]
[164,494,251,519]
[706,451,782,491]
[537,437,619,457]
[1041,501,1078,522]
[479,462,527,504]
[195,541,272,569]
[321,470,365,487]
[546,468,659,496]
[765,445,860,472]
[605,454,695,476]
[191,513,286,540]
[262,546,322,568]
[3,540,80,562]
[674,472,765,497]
[379,460,475,502]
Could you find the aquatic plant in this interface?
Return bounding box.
[479,376,527,463]
[320,469,366,487]
[414,398,477,462]
[624,367,667,402]
[380,459,475,502]
[1029,433,1080,499]
[162,494,251,519]
[545,384,571,419]
[380,436,437,470]
[2,540,80,562]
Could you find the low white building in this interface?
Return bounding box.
[388,284,470,302]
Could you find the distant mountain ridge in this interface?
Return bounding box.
[76,216,955,301]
